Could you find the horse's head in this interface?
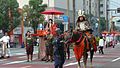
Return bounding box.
[72,30,82,42]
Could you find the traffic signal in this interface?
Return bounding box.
[117,8,120,13]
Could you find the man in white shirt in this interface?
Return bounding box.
[0,32,10,58]
[99,36,105,54]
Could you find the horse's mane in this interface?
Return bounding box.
[72,31,82,43]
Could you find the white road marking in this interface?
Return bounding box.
[0,59,7,61]
[3,60,27,65]
[112,57,120,62]
[64,55,105,67]
[64,61,83,67]
[3,58,37,65]
[69,55,104,59]
[11,51,38,56]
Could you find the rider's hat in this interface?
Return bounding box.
[78,10,85,17]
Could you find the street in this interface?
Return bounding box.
[0,43,120,68]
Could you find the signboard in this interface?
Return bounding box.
[37,23,43,30]
[62,15,69,22]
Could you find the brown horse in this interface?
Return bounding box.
[67,30,97,68]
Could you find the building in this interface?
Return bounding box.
[100,0,110,19]
[42,0,84,22]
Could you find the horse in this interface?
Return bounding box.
[67,30,97,68]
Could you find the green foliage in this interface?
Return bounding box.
[0,0,20,32]
[23,0,47,32]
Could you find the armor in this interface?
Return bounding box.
[76,21,91,31]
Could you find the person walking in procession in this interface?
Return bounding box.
[25,31,34,62]
[45,32,54,62]
[53,28,66,68]
[66,10,97,68]
[64,31,71,60]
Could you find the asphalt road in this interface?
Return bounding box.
[0,43,120,68]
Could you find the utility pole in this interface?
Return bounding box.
[98,0,100,33]
[106,0,108,31]
[8,8,13,35]
[89,0,91,23]
[48,0,49,7]
[18,8,24,47]
[73,0,75,29]
[67,0,70,31]
[67,0,69,16]
[83,0,85,11]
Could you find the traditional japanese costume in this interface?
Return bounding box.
[71,10,97,61]
[53,34,65,68]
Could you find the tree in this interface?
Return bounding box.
[29,0,47,33]
[23,5,31,27]
[0,0,20,33]
[73,0,75,29]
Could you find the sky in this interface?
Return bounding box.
[17,0,120,9]
[17,0,29,8]
[109,0,120,9]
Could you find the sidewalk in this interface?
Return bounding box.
[0,46,39,56]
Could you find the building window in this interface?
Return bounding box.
[92,3,94,7]
[87,1,89,6]
[100,11,103,14]
[87,10,89,14]
[92,11,94,14]
[100,4,103,7]
[100,0,103,2]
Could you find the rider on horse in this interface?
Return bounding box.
[67,10,97,68]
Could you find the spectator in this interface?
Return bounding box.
[99,36,105,54]
[0,32,10,58]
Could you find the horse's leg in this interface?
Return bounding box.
[83,52,88,68]
[90,49,94,67]
[78,61,81,68]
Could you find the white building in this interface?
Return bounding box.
[100,0,110,19]
[42,0,84,22]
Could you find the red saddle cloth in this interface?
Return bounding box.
[73,37,86,61]
[73,31,97,61]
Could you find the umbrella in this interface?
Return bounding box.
[102,31,109,34]
[41,8,64,22]
[41,8,64,15]
[41,8,64,36]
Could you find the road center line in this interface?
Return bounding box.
[112,57,120,62]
